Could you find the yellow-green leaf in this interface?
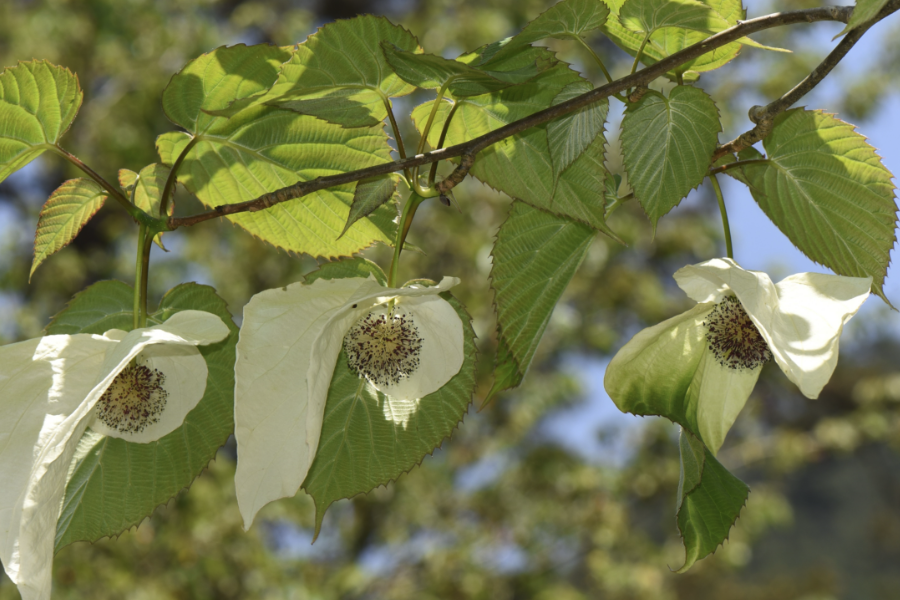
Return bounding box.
[30,178,106,281]
[0,60,82,184]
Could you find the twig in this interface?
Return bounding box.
[713,0,900,161]
[168,5,869,231]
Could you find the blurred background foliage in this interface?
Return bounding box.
[2,0,900,598]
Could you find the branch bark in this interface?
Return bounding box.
[168,4,887,231]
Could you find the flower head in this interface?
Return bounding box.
[604,258,872,454]
[233,275,464,530]
[0,310,228,600]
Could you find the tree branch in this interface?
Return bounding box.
[168,5,873,231]
[713,0,900,161]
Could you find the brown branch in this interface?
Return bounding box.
[168,5,869,231]
[713,0,900,161]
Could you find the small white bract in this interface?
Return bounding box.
[233,275,464,531]
[604,258,872,455]
[0,310,228,600]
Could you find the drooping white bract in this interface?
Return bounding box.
[604,258,872,455]
[0,310,228,600]
[234,276,464,530]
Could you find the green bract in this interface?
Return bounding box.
[605,257,872,571]
[0,311,228,600]
[233,275,464,529]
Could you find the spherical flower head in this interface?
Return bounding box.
[0,310,229,600]
[234,275,465,531]
[344,308,423,387]
[605,257,872,456]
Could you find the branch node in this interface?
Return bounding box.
[628,85,650,103]
[748,105,767,124]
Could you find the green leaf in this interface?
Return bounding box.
[51,281,238,549]
[342,174,400,238]
[382,43,518,97]
[160,44,397,259]
[740,109,897,302]
[267,88,384,128]
[621,86,721,228]
[676,429,749,573]
[118,163,173,250]
[835,0,890,38]
[488,201,594,401]
[483,0,610,66]
[305,257,389,286]
[0,60,82,184]
[211,15,421,121]
[601,0,784,78]
[547,81,608,180]
[30,178,106,281]
[413,46,619,240]
[620,0,731,36]
[303,292,476,535]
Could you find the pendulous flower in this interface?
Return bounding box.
[0,310,229,600]
[604,258,872,454]
[233,275,464,530]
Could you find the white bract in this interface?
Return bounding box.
[604,258,872,454]
[234,276,464,530]
[0,310,228,600]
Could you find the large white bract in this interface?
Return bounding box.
[0,310,229,600]
[604,258,872,454]
[233,276,465,530]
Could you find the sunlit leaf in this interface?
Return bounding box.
[620,0,730,36]
[0,60,81,184]
[210,15,421,122]
[740,109,897,303]
[161,44,397,259]
[119,163,173,249]
[676,429,749,573]
[303,291,476,536]
[621,86,721,228]
[487,201,594,403]
[413,46,619,240]
[547,80,608,180]
[30,179,106,281]
[834,0,890,38]
[305,257,388,286]
[52,281,238,549]
[482,0,610,66]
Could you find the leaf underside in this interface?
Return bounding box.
[488,201,593,401]
[51,281,238,549]
[303,292,476,536]
[0,60,82,184]
[740,108,897,302]
[621,86,721,228]
[30,178,106,281]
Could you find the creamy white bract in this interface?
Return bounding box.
[0,310,228,600]
[233,276,464,530]
[605,258,872,454]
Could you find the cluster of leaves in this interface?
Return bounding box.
[0,0,897,585]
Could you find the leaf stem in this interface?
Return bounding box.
[631,33,652,76]
[429,101,461,187]
[388,192,423,287]
[708,158,768,175]
[382,95,412,183]
[159,135,200,218]
[572,36,628,103]
[52,145,137,217]
[414,82,450,187]
[709,174,733,260]
[133,223,152,329]
[605,192,633,217]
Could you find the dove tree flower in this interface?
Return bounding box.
[0,310,229,600]
[234,275,465,530]
[604,258,872,454]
